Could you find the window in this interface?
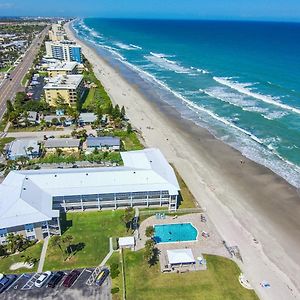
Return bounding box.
[0,228,7,238]
[24,223,34,233]
[41,222,48,229]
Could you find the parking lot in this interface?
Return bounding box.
[1,268,112,300]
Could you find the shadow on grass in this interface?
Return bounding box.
[60,212,73,234]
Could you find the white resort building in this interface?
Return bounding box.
[0,149,179,243]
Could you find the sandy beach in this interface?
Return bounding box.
[65,22,300,300]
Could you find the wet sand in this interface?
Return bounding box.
[66,21,300,300]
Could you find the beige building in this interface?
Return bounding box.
[48,23,65,41]
[44,138,81,153]
[47,61,78,77]
[43,75,84,107]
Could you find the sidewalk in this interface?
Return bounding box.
[37,236,49,273]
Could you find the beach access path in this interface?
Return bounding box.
[65,22,300,300]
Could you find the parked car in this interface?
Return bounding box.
[48,271,65,288]
[0,273,17,293]
[62,270,80,288]
[95,268,109,286]
[35,271,52,288]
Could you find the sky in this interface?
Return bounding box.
[0,0,300,22]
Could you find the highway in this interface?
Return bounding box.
[0,26,49,120]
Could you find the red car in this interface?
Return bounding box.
[62,270,80,288]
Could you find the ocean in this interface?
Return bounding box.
[72,18,300,188]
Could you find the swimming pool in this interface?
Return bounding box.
[153,223,198,243]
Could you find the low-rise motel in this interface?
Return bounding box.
[0,149,180,243]
[43,74,84,106]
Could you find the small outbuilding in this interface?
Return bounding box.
[118,236,135,249]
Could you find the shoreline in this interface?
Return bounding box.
[66,21,300,300]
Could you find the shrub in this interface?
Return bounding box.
[111,287,120,294]
[112,237,119,250]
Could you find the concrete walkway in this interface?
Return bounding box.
[100,237,113,267]
[37,236,49,273]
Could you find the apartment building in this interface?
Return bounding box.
[43,75,84,107]
[45,40,83,63]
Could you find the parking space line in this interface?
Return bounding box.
[71,268,85,287]
[6,273,25,291]
[59,271,68,287]
[21,273,41,290]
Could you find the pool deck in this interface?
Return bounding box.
[137,213,230,262]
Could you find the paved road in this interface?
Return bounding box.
[0,26,49,120]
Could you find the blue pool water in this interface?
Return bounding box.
[154,223,198,243]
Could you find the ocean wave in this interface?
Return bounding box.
[145,53,191,74]
[100,45,126,60]
[263,111,288,120]
[81,34,300,187]
[130,44,142,50]
[90,30,102,38]
[213,77,300,115]
[190,66,210,74]
[202,87,257,108]
[202,87,288,120]
[114,42,139,50]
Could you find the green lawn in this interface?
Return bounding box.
[0,66,11,72]
[108,252,124,300]
[172,164,197,209]
[0,242,43,274]
[82,87,96,110]
[111,130,144,151]
[124,250,258,300]
[43,211,129,271]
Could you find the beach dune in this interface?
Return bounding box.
[66,22,300,300]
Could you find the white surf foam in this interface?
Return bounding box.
[114,42,139,50]
[193,67,210,74]
[130,44,142,50]
[213,77,300,115]
[145,53,191,74]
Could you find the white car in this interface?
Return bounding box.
[34,271,52,288]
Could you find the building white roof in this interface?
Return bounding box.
[7,139,40,160]
[118,236,135,247]
[47,61,77,72]
[0,149,179,229]
[79,112,97,123]
[167,249,195,265]
[44,75,83,90]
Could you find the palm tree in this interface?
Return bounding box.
[40,119,47,129]
[62,234,74,256]
[6,233,17,253]
[145,226,155,238]
[51,236,64,259]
